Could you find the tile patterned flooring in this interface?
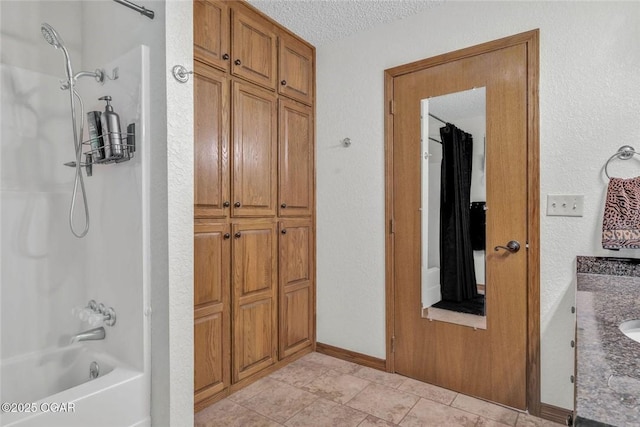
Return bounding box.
[195,352,564,427]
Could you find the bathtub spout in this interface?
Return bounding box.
[70,327,105,344]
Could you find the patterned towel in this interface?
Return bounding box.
[602,177,640,249]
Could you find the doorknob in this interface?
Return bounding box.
[494,240,520,253]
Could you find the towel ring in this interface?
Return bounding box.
[604,145,639,179]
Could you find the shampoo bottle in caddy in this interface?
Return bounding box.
[98,95,125,160]
[86,110,104,161]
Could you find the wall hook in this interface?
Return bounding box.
[342,137,352,147]
[172,65,193,83]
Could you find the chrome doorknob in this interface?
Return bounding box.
[494,240,520,253]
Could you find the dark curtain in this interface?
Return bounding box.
[439,124,478,302]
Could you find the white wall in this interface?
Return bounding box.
[316,1,640,410]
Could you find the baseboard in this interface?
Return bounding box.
[316,342,386,371]
[540,403,573,425]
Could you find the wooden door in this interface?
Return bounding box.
[231,6,277,90]
[232,221,278,382]
[232,80,277,217]
[278,32,314,105]
[278,99,314,217]
[194,222,231,404]
[388,33,538,410]
[194,62,229,218]
[279,219,314,358]
[194,0,230,72]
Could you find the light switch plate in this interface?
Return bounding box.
[547,195,584,217]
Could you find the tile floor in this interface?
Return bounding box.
[195,352,564,427]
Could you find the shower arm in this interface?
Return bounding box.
[60,69,105,90]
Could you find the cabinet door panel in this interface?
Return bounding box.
[194,63,229,218]
[279,99,314,217]
[194,311,225,398]
[232,222,278,381]
[231,7,277,89]
[232,81,277,217]
[194,226,229,307]
[194,0,230,72]
[279,33,314,105]
[194,223,230,404]
[279,219,314,358]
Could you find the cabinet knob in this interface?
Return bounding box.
[222,53,229,60]
[223,233,230,239]
[281,80,287,86]
[223,201,230,208]
[281,203,287,209]
[234,202,241,208]
[281,229,287,234]
[234,59,241,66]
[234,232,241,239]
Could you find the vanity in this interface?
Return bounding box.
[576,256,640,426]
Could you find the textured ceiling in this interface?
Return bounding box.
[247,0,442,46]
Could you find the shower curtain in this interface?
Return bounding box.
[439,123,478,302]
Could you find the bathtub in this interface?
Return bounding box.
[0,345,149,427]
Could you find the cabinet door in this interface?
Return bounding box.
[278,32,314,105]
[194,62,230,218]
[194,0,230,72]
[232,221,278,382]
[279,99,314,217]
[194,222,230,403]
[279,219,314,358]
[232,81,277,217]
[231,6,277,90]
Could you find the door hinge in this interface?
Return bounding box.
[390,219,395,234]
[391,336,396,353]
[389,100,395,115]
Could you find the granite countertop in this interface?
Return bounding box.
[576,270,640,426]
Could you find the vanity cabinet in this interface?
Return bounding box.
[193,0,315,411]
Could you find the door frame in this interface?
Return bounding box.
[384,30,540,415]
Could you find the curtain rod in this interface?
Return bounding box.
[112,0,155,20]
[428,113,447,125]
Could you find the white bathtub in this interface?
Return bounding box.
[0,345,149,427]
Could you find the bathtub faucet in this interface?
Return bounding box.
[70,326,106,344]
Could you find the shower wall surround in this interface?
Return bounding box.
[576,256,640,426]
[1,1,151,424]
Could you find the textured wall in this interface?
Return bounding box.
[315,1,640,410]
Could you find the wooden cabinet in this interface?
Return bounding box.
[231,6,277,90]
[194,0,230,72]
[232,81,277,217]
[194,222,230,403]
[232,221,278,382]
[279,219,314,358]
[278,32,314,105]
[194,0,315,409]
[278,99,314,217]
[194,62,229,218]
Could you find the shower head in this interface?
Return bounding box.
[40,23,73,82]
[41,23,64,49]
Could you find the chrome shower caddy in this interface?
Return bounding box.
[66,123,136,177]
